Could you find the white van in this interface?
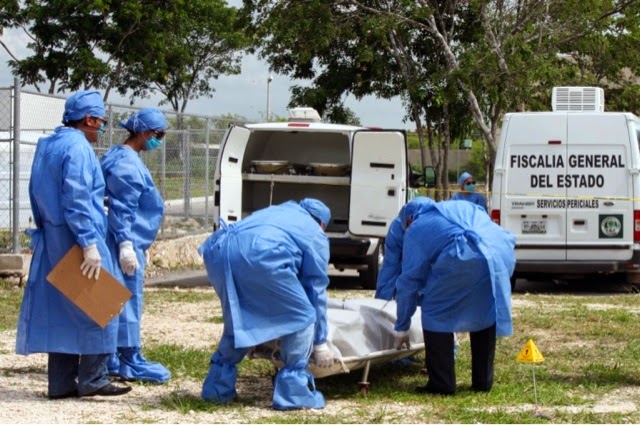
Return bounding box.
[490,87,640,285]
[213,108,429,289]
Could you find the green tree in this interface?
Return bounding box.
[127,0,250,120]
[5,0,112,94]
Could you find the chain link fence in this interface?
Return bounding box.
[1,82,236,253]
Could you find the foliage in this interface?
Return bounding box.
[127,0,250,117]
[243,0,640,192]
[6,0,113,93]
[2,0,250,118]
[460,139,488,183]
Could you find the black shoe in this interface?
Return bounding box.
[83,383,132,397]
[48,390,79,400]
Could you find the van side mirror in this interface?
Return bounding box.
[423,166,436,188]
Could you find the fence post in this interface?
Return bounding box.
[204,118,210,228]
[160,133,166,238]
[107,104,114,147]
[12,78,21,254]
[184,126,191,217]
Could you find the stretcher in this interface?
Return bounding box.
[250,298,425,395]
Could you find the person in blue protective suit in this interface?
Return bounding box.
[375,197,431,300]
[15,90,132,399]
[199,198,334,410]
[451,172,487,212]
[393,198,515,395]
[101,108,170,383]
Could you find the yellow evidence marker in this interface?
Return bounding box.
[516,339,545,363]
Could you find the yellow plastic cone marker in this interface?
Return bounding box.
[516,339,545,363]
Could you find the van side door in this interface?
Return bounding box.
[217,126,250,223]
[349,130,407,237]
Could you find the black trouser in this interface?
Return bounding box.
[422,323,496,394]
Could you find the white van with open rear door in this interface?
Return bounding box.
[490,87,640,288]
[212,108,430,289]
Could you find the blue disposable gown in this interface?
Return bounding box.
[450,192,488,212]
[395,199,515,337]
[199,201,330,348]
[16,127,118,355]
[101,145,165,347]
[375,217,403,300]
[375,198,433,300]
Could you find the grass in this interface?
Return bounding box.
[145,290,640,423]
[145,287,215,307]
[0,283,22,331]
[3,285,640,422]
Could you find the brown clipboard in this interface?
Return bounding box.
[46,244,132,328]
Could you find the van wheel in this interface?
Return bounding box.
[359,245,381,290]
[510,274,517,292]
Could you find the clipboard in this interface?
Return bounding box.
[46,244,132,328]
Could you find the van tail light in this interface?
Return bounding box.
[491,209,501,225]
[634,210,640,243]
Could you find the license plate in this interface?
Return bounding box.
[522,220,546,234]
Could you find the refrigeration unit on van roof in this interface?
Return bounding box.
[551,87,605,112]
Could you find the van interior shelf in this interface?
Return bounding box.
[241,173,350,186]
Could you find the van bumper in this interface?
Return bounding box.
[329,238,371,264]
[515,250,640,275]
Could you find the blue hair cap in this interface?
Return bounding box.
[62,90,105,124]
[119,108,167,132]
[399,197,432,229]
[300,198,331,226]
[458,171,473,188]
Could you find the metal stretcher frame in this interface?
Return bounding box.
[249,343,425,395]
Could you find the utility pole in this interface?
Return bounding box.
[266,74,273,121]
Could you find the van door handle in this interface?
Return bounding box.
[604,201,614,206]
[574,220,586,226]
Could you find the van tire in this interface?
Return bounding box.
[359,245,381,290]
[510,274,517,292]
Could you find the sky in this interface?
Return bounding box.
[0,5,411,130]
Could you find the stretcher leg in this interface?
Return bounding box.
[358,360,371,396]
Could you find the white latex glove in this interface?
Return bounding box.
[80,244,101,280]
[394,330,410,350]
[119,241,139,276]
[145,250,150,267]
[103,196,109,216]
[313,343,334,368]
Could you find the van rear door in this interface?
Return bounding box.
[349,130,407,237]
[218,126,250,223]
[565,113,633,261]
[501,113,568,261]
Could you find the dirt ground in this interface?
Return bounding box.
[2,232,640,423]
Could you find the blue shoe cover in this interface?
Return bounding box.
[273,368,325,410]
[118,347,171,383]
[107,353,120,376]
[201,353,238,403]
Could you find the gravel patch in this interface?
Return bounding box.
[3,232,639,423]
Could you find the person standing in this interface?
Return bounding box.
[199,199,334,410]
[16,90,132,399]
[451,172,487,212]
[393,198,515,395]
[101,108,170,383]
